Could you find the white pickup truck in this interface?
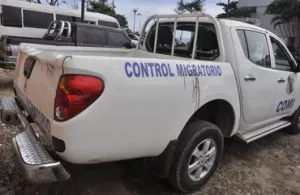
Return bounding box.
[1,13,300,193]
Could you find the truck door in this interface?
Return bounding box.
[233,28,278,125]
[268,35,300,117]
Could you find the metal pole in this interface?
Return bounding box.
[133,8,138,33]
[81,0,85,22]
[227,0,230,17]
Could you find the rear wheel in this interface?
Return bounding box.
[168,120,224,192]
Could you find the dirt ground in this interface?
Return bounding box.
[0,69,300,195]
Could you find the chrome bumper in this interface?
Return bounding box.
[0,60,15,69]
[0,97,70,183]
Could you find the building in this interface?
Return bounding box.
[238,0,288,42]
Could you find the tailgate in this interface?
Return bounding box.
[14,44,65,132]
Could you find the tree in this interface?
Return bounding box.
[88,0,128,27]
[26,0,65,6]
[175,0,205,14]
[266,0,300,52]
[216,0,255,18]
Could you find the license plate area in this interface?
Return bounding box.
[16,88,51,134]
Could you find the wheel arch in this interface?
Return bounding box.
[181,99,238,138]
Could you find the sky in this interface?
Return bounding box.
[114,0,227,31]
[62,0,228,31]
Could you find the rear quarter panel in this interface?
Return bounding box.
[52,56,240,163]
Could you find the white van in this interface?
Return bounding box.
[0,0,120,38]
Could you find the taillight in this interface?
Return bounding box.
[54,75,104,121]
[3,44,12,56]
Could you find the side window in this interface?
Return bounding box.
[108,31,130,47]
[270,37,293,71]
[85,28,106,45]
[236,30,249,58]
[237,30,271,67]
[23,10,54,29]
[2,6,22,27]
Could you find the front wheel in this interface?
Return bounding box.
[287,107,300,134]
[168,120,224,192]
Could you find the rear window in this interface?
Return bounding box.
[24,10,54,29]
[1,5,22,27]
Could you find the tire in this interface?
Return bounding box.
[286,107,300,134]
[168,120,224,193]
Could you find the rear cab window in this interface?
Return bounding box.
[142,21,220,61]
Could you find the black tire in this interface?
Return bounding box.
[168,120,224,192]
[286,107,300,134]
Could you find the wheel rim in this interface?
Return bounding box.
[188,138,217,181]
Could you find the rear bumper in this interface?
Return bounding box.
[0,55,16,69]
[0,60,15,69]
[0,97,70,183]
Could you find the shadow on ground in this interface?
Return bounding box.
[13,130,300,195]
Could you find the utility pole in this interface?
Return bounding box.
[227,0,230,17]
[133,8,138,33]
[81,0,85,22]
[137,13,142,32]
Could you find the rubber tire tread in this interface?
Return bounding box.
[168,120,224,192]
[287,107,300,134]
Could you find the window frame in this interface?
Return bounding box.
[269,35,296,72]
[236,28,272,69]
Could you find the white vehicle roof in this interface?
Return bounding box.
[0,0,119,26]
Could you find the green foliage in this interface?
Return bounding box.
[175,0,205,14]
[216,1,255,18]
[266,0,300,51]
[266,0,300,28]
[88,0,128,27]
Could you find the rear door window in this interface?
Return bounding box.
[85,28,106,45]
[108,31,130,47]
[2,6,22,27]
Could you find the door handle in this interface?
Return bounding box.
[244,75,256,81]
[277,78,285,83]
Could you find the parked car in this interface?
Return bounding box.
[1,13,300,193]
[0,20,133,69]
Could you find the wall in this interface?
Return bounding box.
[238,0,288,42]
